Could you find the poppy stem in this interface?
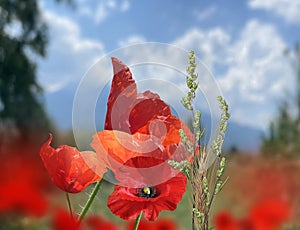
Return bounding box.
[66,192,73,218]
[133,212,143,230]
[78,179,103,222]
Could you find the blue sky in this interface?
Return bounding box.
[36,0,300,132]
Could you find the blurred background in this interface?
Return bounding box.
[0,0,299,229]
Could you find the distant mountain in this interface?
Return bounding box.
[224,121,263,153]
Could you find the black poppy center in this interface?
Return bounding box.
[137,186,157,198]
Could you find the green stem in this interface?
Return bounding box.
[66,192,73,218]
[78,179,103,222]
[133,212,143,230]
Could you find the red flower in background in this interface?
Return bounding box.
[40,134,104,193]
[0,155,48,217]
[86,216,119,230]
[250,199,290,230]
[214,199,290,230]
[53,209,119,230]
[53,209,81,230]
[107,156,187,221]
[127,218,178,230]
[214,212,237,230]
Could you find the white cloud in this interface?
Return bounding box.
[37,1,294,131]
[78,0,130,24]
[194,6,217,22]
[218,19,293,128]
[173,27,230,69]
[118,35,146,47]
[248,0,300,24]
[111,21,292,130]
[38,9,105,93]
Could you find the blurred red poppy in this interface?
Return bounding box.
[53,209,81,230]
[86,215,119,230]
[250,199,290,230]
[153,218,178,230]
[214,212,237,230]
[127,218,178,230]
[107,156,187,221]
[0,155,48,217]
[40,134,105,193]
[214,199,290,230]
[53,209,119,230]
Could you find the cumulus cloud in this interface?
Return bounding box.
[78,20,294,129]
[171,20,292,129]
[78,0,130,24]
[37,1,293,131]
[38,9,105,93]
[248,0,300,24]
[118,35,146,47]
[110,21,292,130]
[219,19,293,128]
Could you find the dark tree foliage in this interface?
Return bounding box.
[262,44,300,157]
[0,0,71,143]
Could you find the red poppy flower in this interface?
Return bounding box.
[40,134,105,193]
[105,57,192,148]
[53,209,81,230]
[107,156,187,221]
[152,218,178,230]
[86,215,119,230]
[91,130,186,183]
[0,155,48,217]
[214,211,237,230]
[250,199,290,229]
[127,218,178,230]
[214,199,291,230]
[92,58,192,176]
[53,209,120,230]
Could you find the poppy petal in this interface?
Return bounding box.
[40,134,103,193]
[107,156,187,221]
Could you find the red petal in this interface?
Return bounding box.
[152,219,178,230]
[127,219,151,230]
[91,130,165,172]
[114,156,183,188]
[86,216,119,230]
[250,199,290,227]
[105,58,193,154]
[53,209,81,230]
[40,134,104,193]
[0,155,48,217]
[107,192,146,220]
[214,212,237,230]
[107,157,187,221]
[105,57,137,132]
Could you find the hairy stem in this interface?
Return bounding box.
[78,179,103,222]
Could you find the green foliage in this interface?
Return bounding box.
[182,50,199,110]
[212,96,230,157]
[171,50,230,230]
[0,0,49,139]
[262,44,300,157]
[0,0,71,141]
[168,160,191,179]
